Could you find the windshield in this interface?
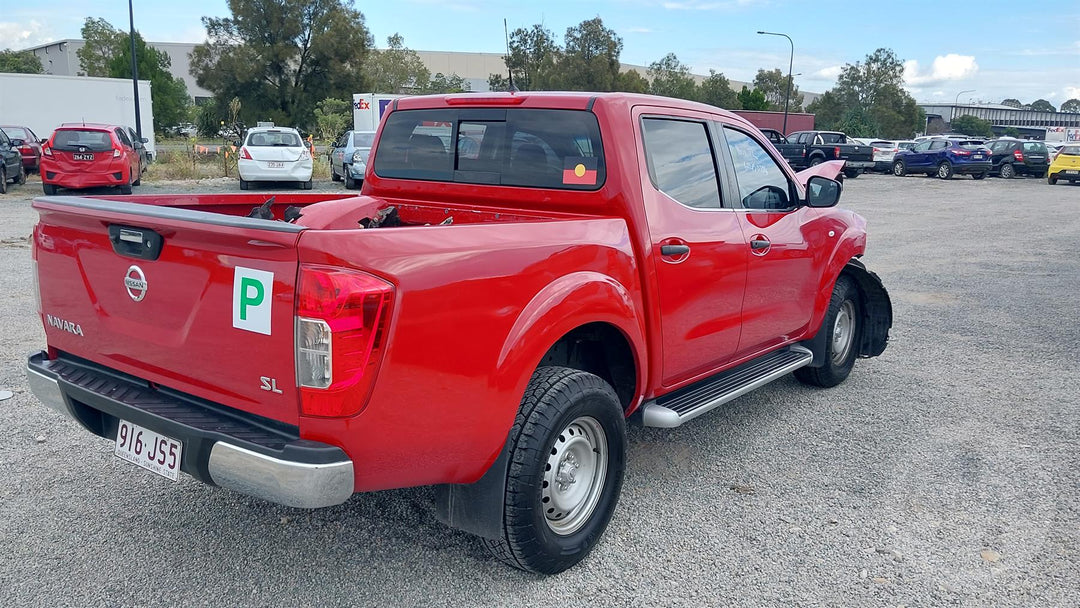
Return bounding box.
[1060,145,1080,156]
[52,129,113,151]
[247,131,302,147]
[870,141,893,148]
[353,132,376,147]
[374,108,605,190]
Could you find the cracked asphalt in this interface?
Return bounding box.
[1,172,1077,607]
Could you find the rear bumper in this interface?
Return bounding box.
[27,351,354,509]
[41,168,128,189]
[1050,168,1080,179]
[953,161,992,174]
[238,159,313,182]
[843,160,876,169]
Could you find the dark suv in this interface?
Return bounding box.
[988,139,1049,178]
[892,138,992,179]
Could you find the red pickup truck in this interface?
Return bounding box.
[26,92,891,574]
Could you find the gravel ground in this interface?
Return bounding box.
[0,172,1077,607]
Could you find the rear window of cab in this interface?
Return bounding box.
[373,108,605,190]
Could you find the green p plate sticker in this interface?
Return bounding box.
[233,266,274,335]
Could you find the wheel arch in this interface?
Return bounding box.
[801,257,892,366]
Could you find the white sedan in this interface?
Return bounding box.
[237,126,313,189]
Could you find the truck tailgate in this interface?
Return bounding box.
[33,197,303,425]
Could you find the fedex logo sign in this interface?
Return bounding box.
[354,99,370,110]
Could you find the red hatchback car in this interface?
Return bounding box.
[40,123,143,195]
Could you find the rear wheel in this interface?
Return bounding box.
[809,157,824,167]
[119,182,133,195]
[300,179,313,190]
[483,366,625,574]
[331,165,341,182]
[344,171,356,190]
[973,172,987,180]
[795,276,862,388]
[843,168,862,179]
[937,161,953,179]
[1048,175,1058,185]
[239,178,249,190]
[132,167,141,187]
[0,167,6,194]
[892,160,906,176]
[1000,163,1016,179]
[43,183,57,195]
[16,166,26,185]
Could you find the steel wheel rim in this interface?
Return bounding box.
[831,300,856,365]
[542,416,608,536]
[893,162,903,176]
[938,163,949,178]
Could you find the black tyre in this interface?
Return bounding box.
[483,366,626,574]
[795,276,862,388]
[16,166,26,185]
[331,166,342,182]
[1048,175,1058,185]
[1000,163,1015,179]
[892,160,906,176]
[133,170,141,187]
[43,183,57,195]
[809,157,824,167]
[973,172,987,180]
[843,168,861,179]
[239,178,249,190]
[344,172,356,190]
[300,179,313,190]
[0,167,6,194]
[936,161,953,179]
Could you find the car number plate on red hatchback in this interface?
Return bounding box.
[73,153,94,161]
[114,420,182,481]
[267,161,284,168]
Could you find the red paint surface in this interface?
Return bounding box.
[33,93,867,492]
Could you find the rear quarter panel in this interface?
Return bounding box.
[295,217,645,492]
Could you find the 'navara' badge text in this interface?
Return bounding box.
[46,314,84,336]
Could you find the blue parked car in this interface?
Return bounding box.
[328,130,376,189]
[891,138,992,179]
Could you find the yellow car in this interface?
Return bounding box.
[1048,144,1080,185]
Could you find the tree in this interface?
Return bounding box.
[613,69,649,94]
[736,86,769,111]
[836,106,878,138]
[1003,127,1020,138]
[364,33,429,94]
[1001,98,1022,108]
[951,115,994,137]
[0,50,43,74]
[1029,99,1056,112]
[425,72,470,94]
[752,68,804,112]
[191,0,373,131]
[698,70,739,109]
[107,31,192,131]
[499,24,561,91]
[815,48,923,138]
[559,17,623,91]
[77,17,123,76]
[313,97,351,141]
[647,53,697,100]
[1061,99,1080,113]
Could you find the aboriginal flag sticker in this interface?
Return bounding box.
[562,157,598,186]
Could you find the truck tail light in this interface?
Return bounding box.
[296,265,394,417]
[240,147,253,160]
[1013,149,1024,162]
[834,146,841,159]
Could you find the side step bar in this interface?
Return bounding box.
[641,345,813,428]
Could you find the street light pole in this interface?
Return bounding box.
[757,30,794,135]
[128,0,143,141]
[954,89,974,124]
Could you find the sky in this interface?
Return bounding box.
[3,0,1078,105]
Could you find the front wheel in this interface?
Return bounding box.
[809,157,824,167]
[937,161,953,179]
[483,366,626,574]
[16,166,26,185]
[973,172,987,180]
[892,160,906,176]
[1000,163,1016,179]
[843,168,862,179]
[0,167,6,194]
[795,276,862,388]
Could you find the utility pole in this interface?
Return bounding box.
[757,31,794,135]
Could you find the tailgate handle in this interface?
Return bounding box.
[108,225,164,261]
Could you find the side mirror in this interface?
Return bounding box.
[10,138,25,146]
[140,137,149,143]
[806,175,842,208]
[233,140,241,147]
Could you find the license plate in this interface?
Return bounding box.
[973,155,983,160]
[114,420,182,481]
[1066,170,1079,175]
[267,161,284,168]
[73,153,94,161]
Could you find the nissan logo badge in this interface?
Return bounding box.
[124,265,148,302]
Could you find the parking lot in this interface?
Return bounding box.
[1,173,1077,606]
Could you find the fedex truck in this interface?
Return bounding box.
[0,73,155,156]
[352,94,406,131]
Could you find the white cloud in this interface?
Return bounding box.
[625,27,654,34]
[814,65,842,79]
[1066,86,1080,99]
[903,54,979,86]
[0,20,55,50]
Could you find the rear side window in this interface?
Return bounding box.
[353,132,375,147]
[641,118,722,209]
[1060,145,1080,156]
[373,109,605,190]
[929,140,948,150]
[818,133,845,144]
[115,128,132,148]
[247,131,302,147]
[2,127,29,140]
[52,129,113,151]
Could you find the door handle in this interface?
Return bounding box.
[750,239,771,250]
[660,244,690,256]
